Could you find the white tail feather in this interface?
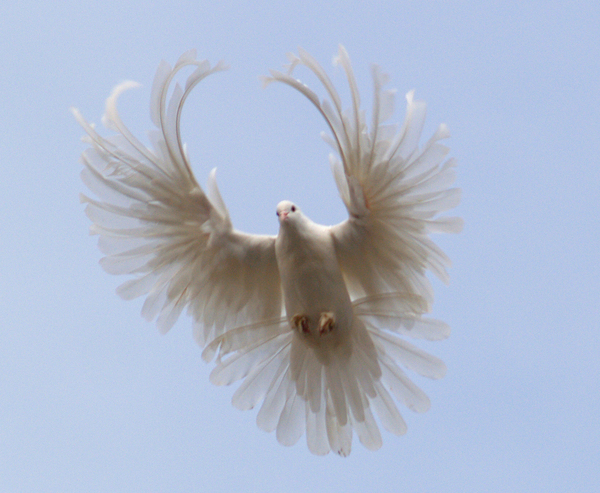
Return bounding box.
[208,305,443,456]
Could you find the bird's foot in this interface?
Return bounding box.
[291,314,310,334]
[318,312,335,335]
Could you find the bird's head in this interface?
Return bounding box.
[276,200,301,226]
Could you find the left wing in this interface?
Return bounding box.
[264,46,462,309]
[73,50,283,345]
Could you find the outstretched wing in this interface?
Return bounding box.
[73,50,282,345]
[264,46,462,310]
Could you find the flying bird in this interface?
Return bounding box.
[73,46,462,456]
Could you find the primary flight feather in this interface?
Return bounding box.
[74,46,462,456]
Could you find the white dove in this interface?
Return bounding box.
[73,46,462,456]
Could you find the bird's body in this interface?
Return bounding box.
[276,201,352,350]
[73,47,462,456]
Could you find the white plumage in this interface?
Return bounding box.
[73,46,462,456]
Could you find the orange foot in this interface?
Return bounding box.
[291,314,310,334]
[318,312,335,335]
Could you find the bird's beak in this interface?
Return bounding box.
[280,211,289,221]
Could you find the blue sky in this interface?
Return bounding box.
[1,1,599,491]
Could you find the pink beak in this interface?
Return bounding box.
[280,211,289,221]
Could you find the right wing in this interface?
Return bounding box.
[263,46,462,308]
[73,50,282,345]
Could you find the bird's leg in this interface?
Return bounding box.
[318,312,335,335]
[291,314,310,334]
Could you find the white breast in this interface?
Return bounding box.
[275,217,353,338]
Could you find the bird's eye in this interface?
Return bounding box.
[276,211,280,217]
[291,205,296,212]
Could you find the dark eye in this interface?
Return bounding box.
[291,205,296,212]
[276,211,280,216]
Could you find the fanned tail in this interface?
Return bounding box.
[205,293,446,456]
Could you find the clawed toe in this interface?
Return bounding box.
[291,314,310,334]
[291,312,336,336]
[318,312,335,335]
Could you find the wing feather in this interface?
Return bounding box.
[263,45,462,307]
[73,51,282,342]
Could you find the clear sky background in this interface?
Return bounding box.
[1,1,599,491]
